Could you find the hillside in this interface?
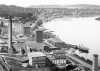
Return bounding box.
[0,5,36,17]
[66,4,100,9]
[0,4,100,21]
[30,4,100,8]
[28,4,100,21]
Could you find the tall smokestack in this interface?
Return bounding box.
[8,16,12,53]
[92,54,98,71]
[35,30,43,43]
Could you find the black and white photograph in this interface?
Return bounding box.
[0,0,100,71]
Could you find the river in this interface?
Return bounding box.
[43,17,100,60]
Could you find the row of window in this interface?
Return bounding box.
[52,59,66,65]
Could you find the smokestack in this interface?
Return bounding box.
[8,16,12,53]
[92,54,98,71]
[35,30,43,43]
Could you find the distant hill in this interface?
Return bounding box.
[0,5,35,17]
[0,4,100,21]
[30,4,100,9]
[66,4,100,9]
[30,4,100,21]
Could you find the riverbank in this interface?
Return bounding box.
[43,16,100,65]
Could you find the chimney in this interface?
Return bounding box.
[8,16,13,53]
[92,54,98,71]
[35,30,43,43]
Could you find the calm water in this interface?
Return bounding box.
[43,17,100,59]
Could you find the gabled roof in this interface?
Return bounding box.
[47,37,63,43]
[25,41,44,50]
[53,50,65,54]
[65,53,92,69]
[28,52,46,57]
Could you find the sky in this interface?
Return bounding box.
[0,0,100,7]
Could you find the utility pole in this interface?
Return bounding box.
[8,16,12,54]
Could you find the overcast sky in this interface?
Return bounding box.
[0,0,100,7]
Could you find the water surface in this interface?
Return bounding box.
[43,17,100,58]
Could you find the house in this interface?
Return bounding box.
[25,41,44,52]
[0,21,8,36]
[23,22,32,36]
[13,23,24,34]
[28,52,46,67]
[46,50,67,68]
